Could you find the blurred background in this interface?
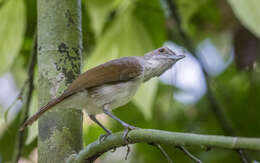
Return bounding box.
[1,0,260,162]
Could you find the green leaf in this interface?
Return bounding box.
[25,90,38,145]
[84,1,166,69]
[133,78,158,119]
[176,0,208,31]
[0,0,26,75]
[0,106,5,133]
[23,138,37,158]
[85,0,121,38]
[175,0,221,41]
[213,65,260,138]
[83,123,105,145]
[210,31,233,62]
[135,0,166,47]
[0,112,21,162]
[84,6,154,69]
[228,0,260,38]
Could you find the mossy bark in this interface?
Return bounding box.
[37,0,83,162]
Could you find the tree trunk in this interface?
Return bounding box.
[37,0,83,162]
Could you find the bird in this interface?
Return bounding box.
[20,47,185,141]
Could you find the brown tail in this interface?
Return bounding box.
[19,94,67,131]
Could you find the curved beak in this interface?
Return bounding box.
[170,55,185,61]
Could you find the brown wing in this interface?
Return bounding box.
[20,57,143,131]
[63,56,143,96]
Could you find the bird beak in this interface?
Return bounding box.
[170,55,185,61]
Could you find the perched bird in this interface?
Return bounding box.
[20,47,185,140]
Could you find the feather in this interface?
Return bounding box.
[20,57,143,131]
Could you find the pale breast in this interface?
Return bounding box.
[57,78,143,115]
[85,78,143,115]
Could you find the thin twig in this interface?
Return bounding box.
[124,144,130,160]
[177,146,202,163]
[162,0,251,162]
[12,33,37,163]
[149,143,173,163]
[236,149,249,163]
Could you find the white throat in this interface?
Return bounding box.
[143,59,169,82]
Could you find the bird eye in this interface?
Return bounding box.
[159,48,165,53]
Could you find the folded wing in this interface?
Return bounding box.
[20,57,143,130]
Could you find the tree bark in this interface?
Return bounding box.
[37,0,83,162]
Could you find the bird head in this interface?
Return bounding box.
[142,47,185,81]
[144,47,185,62]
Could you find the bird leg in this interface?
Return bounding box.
[89,115,112,142]
[103,104,136,144]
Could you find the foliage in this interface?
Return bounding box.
[228,0,260,38]
[0,0,25,75]
[0,0,260,162]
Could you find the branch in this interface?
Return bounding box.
[148,143,173,163]
[176,146,202,163]
[66,129,260,163]
[12,33,37,163]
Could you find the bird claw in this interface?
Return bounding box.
[122,126,136,160]
[99,132,111,143]
[125,144,130,160]
[122,125,136,144]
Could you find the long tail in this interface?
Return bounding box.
[19,94,67,131]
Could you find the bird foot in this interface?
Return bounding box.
[122,125,136,144]
[122,125,136,160]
